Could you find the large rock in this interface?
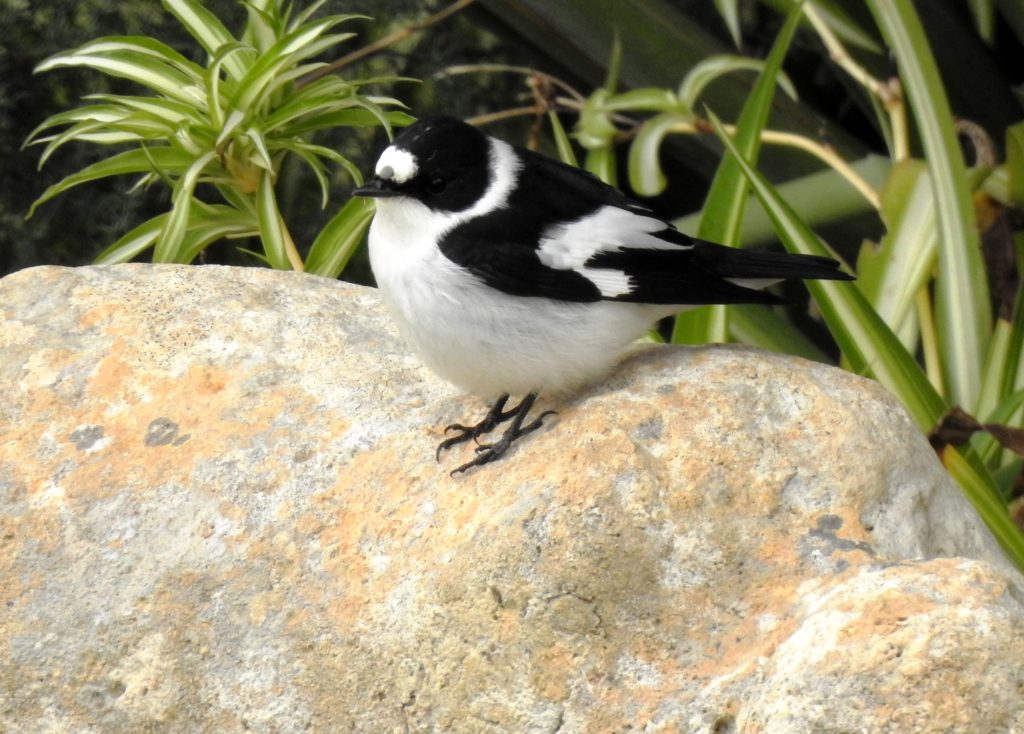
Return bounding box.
[1,264,1022,733]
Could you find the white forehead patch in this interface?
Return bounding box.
[375,146,418,184]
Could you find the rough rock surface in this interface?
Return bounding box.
[1,264,1022,734]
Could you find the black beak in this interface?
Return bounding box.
[353,177,402,198]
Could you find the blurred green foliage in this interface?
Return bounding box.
[0,0,526,278]
[1,0,236,273]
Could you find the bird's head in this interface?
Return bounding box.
[354,116,491,214]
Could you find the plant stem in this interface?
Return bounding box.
[804,4,888,100]
[467,106,545,127]
[297,0,478,87]
[803,3,909,161]
[759,129,881,209]
[888,78,910,160]
[438,64,588,103]
[690,119,881,209]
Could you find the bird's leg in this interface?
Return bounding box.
[449,392,557,476]
[435,393,519,461]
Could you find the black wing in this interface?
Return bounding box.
[439,146,851,305]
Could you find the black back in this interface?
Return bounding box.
[387,116,851,305]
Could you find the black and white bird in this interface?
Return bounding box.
[354,115,852,474]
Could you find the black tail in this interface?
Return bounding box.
[695,240,854,282]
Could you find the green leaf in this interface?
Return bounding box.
[700,4,803,246]
[482,0,872,172]
[244,127,274,171]
[602,88,682,113]
[260,36,360,101]
[27,147,192,218]
[673,155,890,245]
[37,50,204,106]
[230,16,358,112]
[279,108,413,138]
[305,197,376,278]
[1006,121,1024,207]
[584,145,617,186]
[215,108,247,147]
[36,35,203,77]
[206,42,250,129]
[57,131,148,146]
[25,104,124,146]
[242,1,280,52]
[577,89,619,149]
[604,30,622,93]
[713,0,742,46]
[162,0,250,79]
[941,446,1024,571]
[155,149,218,262]
[966,0,996,42]
[855,160,937,349]
[678,55,797,111]
[35,118,125,167]
[235,247,273,266]
[974,388,1024,465]
[215,182,257,215]
[289,0,335,31]
[767,0,883,52]
[628,112,690,196]
[178,204,259,262]
[547,110,578,167]
[93,213,169,264]
[34,106,190,165]
[258,76,356,132]
[673,2,804,345]
[85,94,206,126]
[727,304,829,362]
[335,96,398,140]
[273,138,362,187]
[977,271,1024,421]
[867,0,992,408]
[303,153,332,209]
[93,204,257,265]
[993,460,1023,501]
[708,109,948,431]
[255,169,291,270]
[273,141,331,207]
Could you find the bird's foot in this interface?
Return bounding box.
[438,393,556,475]
[435,393,518,461]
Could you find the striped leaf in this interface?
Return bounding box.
[867,0,992,409]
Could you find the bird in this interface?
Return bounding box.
[354,115,853,475]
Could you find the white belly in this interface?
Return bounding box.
[368,198,672,397]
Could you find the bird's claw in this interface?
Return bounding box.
[442,397,561,472]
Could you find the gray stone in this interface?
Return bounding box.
[1,264,1021,733]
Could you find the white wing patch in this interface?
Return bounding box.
[578,267,632,297]
[376,145,418,184]
[536,205,690,297]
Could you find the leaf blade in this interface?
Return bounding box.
[867,0,992,408]
[305,197,376,278]
[673,1,804,345]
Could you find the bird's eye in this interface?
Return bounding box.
[426,177,447,194]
